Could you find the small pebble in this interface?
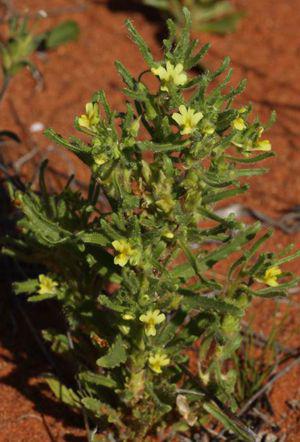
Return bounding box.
[30,122,45,133]
[37,9,48,18]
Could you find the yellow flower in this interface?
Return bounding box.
[151,61,187,91]
[78,102,100,130]
[112,239,135,267]
[172,105,203,135]
[122,313,135,321]
[129,117,141,137]
[202,122,215,135]
[119,325,130,335]
[156,195,175,213]
[148,352,170,373]
[94,153,108,166]
[232,117,246,131]
[38,274,58,295]
[253,139,272,151]
[162,231,174,239]
[139,309,166,336]
[257,266,282,287]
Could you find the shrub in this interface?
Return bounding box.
[142,0,242,34]
[0,14,79,99]
[3,8,299,441]
[0,13,79,143]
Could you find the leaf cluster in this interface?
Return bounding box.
[0,14,79,80]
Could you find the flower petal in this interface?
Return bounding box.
[86,102,93,114]
[179,105,188,115]
[112,240,122,252]
[174,63,184,74]
[181,127,193,135]
[175,72,187,86]
[255,140,272,151]
[78,115,89,129]
[114,254,128,267]
[156,313,166,324]
[232,117,246,131]
[146,325,156,336]
[191,111,203,126]
[172,112,184,125]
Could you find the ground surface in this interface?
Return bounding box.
[0,0,299,440]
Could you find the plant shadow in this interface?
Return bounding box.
[95,0,168,41]
[0,178,86,441]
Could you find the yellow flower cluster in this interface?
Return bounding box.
[112,239,136,267]
[139,309,166,336]
[78,102,100,131]
[257,266,282,287]
[232,117,246,131]
[151,61,187,92]
[148,352,170,374]
[94,153,108,166]
[38,274,58,295]
[172,105,203,135]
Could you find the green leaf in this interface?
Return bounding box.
[247,278,300,298]
[28,292,57,302]
[155,310,186,345]
[229,231,272,279]
[125,19,154,66]
[115,60,135,88]
[44,128,92,162]
[79,371,117,389]
[202,185,249,205]
[98,294,126,313]
[225,152,275,163]
[82,397,125,426]
[235,168,267,177]
[185,43,210,70]
[13,279,38,295]
[180,290,241,315]
[146,384,172,419]
[169,262,195,280]
[200,223,260,268]
[178,240,221,289]
[273,249,300,266]
[77,231,109,247]
[42,330,69,354]
[44,20,79,49]
[144,0,169,11]
[173,7,191,61]
[45,376,79,407]
[217,109,237,131]
[203,402,255,441]
[137,140,187,153]
[16,192,71,246]
[198,13,243,35]
[97,335,127,368]
[81,397,103,417]
[92,90,112,120]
